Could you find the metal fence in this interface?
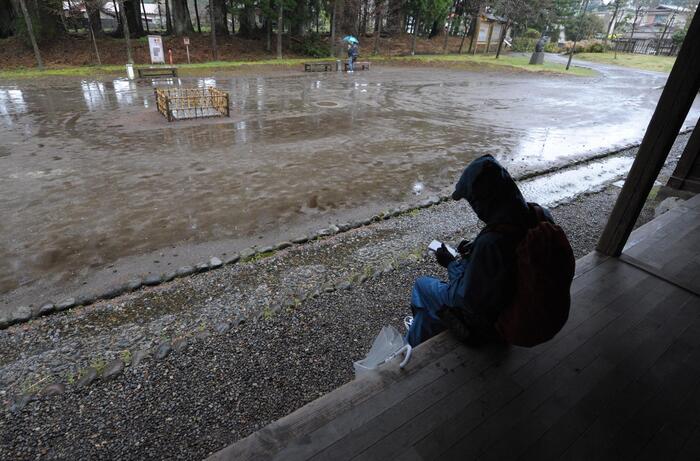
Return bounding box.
[613,38,680,56]
[154,88,230,122]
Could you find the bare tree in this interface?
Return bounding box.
[604,0,623,45]
[17,0,43,69]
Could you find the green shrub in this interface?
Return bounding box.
[544,42,560,53]
[291,33,330,58]
[672,29,686,45]
[587,42,605,53]
[524,28,541,39]
[511,37,537,52]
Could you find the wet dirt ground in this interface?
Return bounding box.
[1,61,698,312]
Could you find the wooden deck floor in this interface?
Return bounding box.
[207,194,700,461]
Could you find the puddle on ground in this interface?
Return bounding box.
[0,66,698,307]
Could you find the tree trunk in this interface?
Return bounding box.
[458,14,468,54]
[411,15,418,55]
[291,0,305,36]
[17,0,42,68]
[360,0,369,35]
[119,0,144,37]
[87,3,103,36]
[209,0,218,59]
[340,0,359,35]
[470,9,481,55]
[630,7,641,41]
[495,20,509,59]
[239,3,256,37]
[118,0,134,62]
[266,0,271,51]
[373,6,381,54]
[164,0,172,34]
[604,2,620,45]
[330,0,337,56]
[171,0,193,35]
[141,0,150,33]
[384,0,402,35]
[193,0,201,32]
[86,9,102,64]
[442,16,451,53]
[212,0,228,35]
[276,1,283,59]
[0,0,17,38]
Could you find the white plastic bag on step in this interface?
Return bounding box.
[353,326,412,378]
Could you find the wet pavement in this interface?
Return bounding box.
[0,61,698,311]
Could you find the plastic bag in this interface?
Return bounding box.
[353,326,412,378]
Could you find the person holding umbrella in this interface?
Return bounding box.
[343,35,360,73]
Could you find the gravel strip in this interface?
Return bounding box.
[0,134,690,460]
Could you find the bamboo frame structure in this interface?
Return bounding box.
[154,87,230,122]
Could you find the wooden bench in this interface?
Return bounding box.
[304,62,335,72]
[136,66,178,78]
[344,60,370,71]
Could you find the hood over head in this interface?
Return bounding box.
[451,155,529,225]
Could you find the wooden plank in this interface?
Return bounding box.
[408,266,663,460]
[517,305,700,461]
[556,296,700,461]
[434,274,692,458]
[314,343,521,460]
[597,8,700,256]
[437,278,683,461]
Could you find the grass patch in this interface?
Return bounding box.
[244,250,275,263]
[381,53,597,77]
[0,53,596,79]
[575,52,675,73]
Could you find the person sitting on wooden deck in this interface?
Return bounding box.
[406,154,574,347]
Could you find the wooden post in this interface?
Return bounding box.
[17,0,43,69]
[667,117,700,191]
[596,8,700,256]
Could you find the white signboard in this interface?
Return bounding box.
[148,35,165,64]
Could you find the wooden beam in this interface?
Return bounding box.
[667,116,700,190]
[596,9,700,257]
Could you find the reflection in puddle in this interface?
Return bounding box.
[0,88,26,117]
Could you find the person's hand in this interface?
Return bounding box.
[435,243,455,268]
[457,239,473,257]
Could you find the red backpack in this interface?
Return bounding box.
[492,204,575,347]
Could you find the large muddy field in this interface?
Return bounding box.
[0,61,698,311]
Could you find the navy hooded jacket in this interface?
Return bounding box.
[446,155,553,322]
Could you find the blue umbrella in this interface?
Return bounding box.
[343,35,359,44]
